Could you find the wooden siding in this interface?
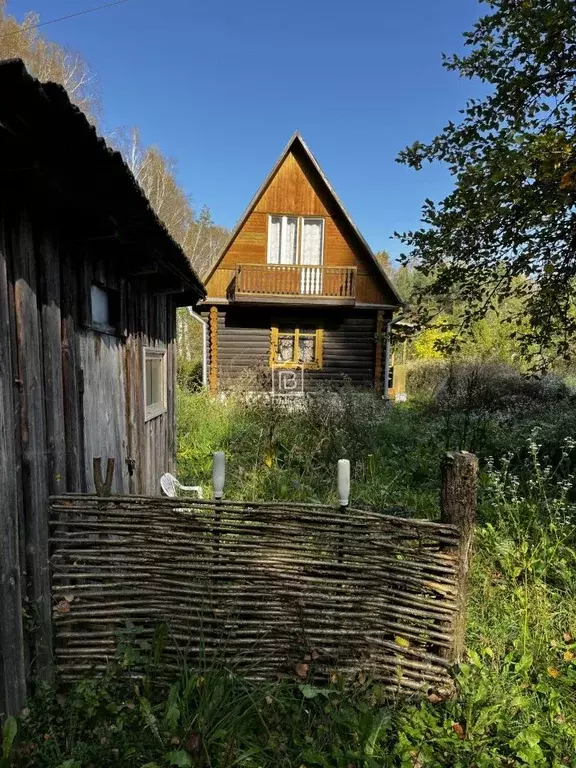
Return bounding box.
[205,146,396,306]
[0,202,179,497]
[0,214,27,716]
[0,196,180,690]
[205,307,388,390]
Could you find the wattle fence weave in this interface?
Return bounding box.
[49,465,476,696]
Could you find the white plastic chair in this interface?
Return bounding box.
[160,472,203,499]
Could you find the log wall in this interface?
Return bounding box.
[203,306,392,391]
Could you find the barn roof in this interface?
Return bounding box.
[205,132,403,307]
[0,58,205,302]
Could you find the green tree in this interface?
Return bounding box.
[396,0,576,367]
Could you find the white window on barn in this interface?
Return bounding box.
[90,283,119,333]
[144,347,167,421]
[267,215,298,264]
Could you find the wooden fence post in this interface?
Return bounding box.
[440,451,478,665]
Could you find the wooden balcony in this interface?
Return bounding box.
[233,264,357,305]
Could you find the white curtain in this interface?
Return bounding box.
[268,216,298,264]
[282,217,298,264]
[301,219,323,294]
[268,216,281,264]
[301,219,323,265]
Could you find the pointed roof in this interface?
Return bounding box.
[0,58,205,302]
[205,132,403,306]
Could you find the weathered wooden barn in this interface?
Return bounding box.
[202,133,403,394]
[0,59,204,713]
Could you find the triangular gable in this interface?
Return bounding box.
[205,133,403,306]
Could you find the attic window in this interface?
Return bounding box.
[90,284,119,333]
[267,216,324,266]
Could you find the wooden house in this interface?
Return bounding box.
[202,133,402,393]
[0,59,205,713]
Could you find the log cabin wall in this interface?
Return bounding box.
[203,307,393,391]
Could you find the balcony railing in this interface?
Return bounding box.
[233,264,357,304]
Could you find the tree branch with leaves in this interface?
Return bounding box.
[396,0,576,368]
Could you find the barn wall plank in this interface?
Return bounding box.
[60,249,85,492]
[11,208,53,682]
[0,211,27,715]
[79,331,130,494]
[38,232,67,494]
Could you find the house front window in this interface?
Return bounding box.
[267,216,324,266]
[270,322,323,369]
[144,347,167,421]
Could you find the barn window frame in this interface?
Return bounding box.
[144,347,167,422]
[270,320,323,370]
[89,282,120,335]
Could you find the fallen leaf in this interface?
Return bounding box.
[63,594,75,603]
[264,454,273,468]
[427,693,442,705]
[185,733,201,755]
[562,632,572,643]
[54,600,70,615]
[394,635,410,648]
[311,649,321,661]
[451,722,465,740]
[296,663,309,679]
[303,654,312,662]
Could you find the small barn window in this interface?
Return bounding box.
[144,348,167,421]
[270,322,323,369]
[90,283,119,333]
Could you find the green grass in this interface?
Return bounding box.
[6,385,576,767]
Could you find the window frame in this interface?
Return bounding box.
[144,346,167,422]
[267,215,325,266]
[89,282,120,335]
[269,320,324,370]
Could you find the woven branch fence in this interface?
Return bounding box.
[48,452,478,697]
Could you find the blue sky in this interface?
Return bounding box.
[7,0,486,259]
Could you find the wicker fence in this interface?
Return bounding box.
[48,452,477,697]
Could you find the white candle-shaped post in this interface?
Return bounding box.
[213,451,225,500]
[338,459,350,508]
